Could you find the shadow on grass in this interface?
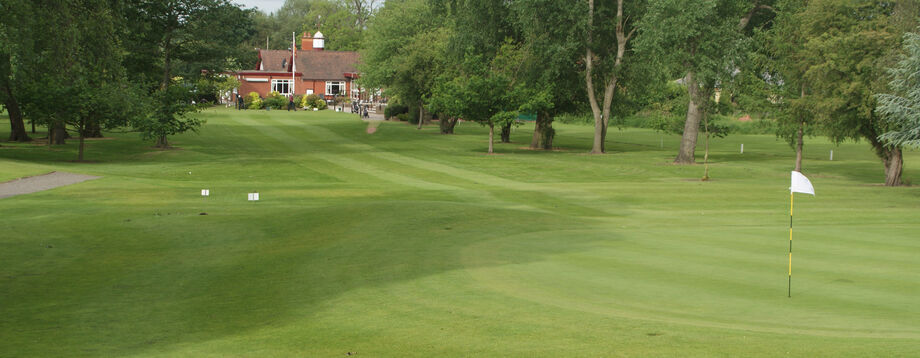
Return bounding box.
[1,198,611,356]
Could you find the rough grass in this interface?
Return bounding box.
[1,108,918,357]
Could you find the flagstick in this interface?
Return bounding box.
[789,192,794,298]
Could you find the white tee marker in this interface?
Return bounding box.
[248,193,260,201]
[201,189,210,196]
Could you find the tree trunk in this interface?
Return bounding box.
[541,114,555,150]
[585,0,602,154]
[675,72,702,164]
[50,121,67,145]
[439,116,457,134]
[500,122,511,143]
[416,102,424,130]
[86,121,103,137]
[702,113,710,181]
[3,84,30,142]
[530,114,543,149]
[794,121,804,172]
[591,110,605,153]
[585,0,631,154]
[78,134,85,161]
[884,147,903,187]
[488,122,494,154]
[156,135,169,148]
[601,118,608,152]
[867,133,903,186]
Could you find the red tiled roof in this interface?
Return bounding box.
[257,49,360,80]
[258,50,291,71]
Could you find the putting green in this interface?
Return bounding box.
[463,227,919,339]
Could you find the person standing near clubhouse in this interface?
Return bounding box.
[236,94,244,110]
[287,95,296,111]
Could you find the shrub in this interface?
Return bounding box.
[313,98,328,110]
[301,94,327,110]
[395,113,409,121]
[245,92,262,110]
[300,94,314,108]
[384,104,409,120]
[263,91,287,110]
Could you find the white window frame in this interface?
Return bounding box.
[271,79,293,95]
[325,81,345,95]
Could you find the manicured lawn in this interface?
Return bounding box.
[1,108,918,357]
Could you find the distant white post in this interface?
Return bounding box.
[741,143,744,154]
[830,150,833,161]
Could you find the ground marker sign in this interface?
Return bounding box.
[248,193,260,201]
[201,189,210,196]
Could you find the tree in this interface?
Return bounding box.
[359,0,447,130]
[124,0,254,148]
[583,0,645,154]
[798,0,905,186]
[305,0,379,51]
[246,0,312,50]
[877,30,920,149]
[743,0,813,172]
[429,42,525,153]
[0,0,33,142]
[510,0,587,150]
[430,65,519,154]
[307,0,360,51]
[429,0,528,144]
[10,0,141,159]
[639,0,773,164]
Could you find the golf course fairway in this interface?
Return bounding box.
[1,108,918,357]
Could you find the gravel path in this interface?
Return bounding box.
[0,172,101,199]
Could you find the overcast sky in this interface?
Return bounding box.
[235,0,285,14]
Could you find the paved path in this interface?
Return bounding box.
[0,172,101,199]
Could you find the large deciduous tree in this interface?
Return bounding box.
[799,0,905,186]
[640,0,772,164]
[510,0,585,149]
[359,0,447,130]
[125,0,254,148]
[0,0,33,142]
[583,0,645,154]
[429,44,525,154]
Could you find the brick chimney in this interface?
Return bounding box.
[301,32,313,51]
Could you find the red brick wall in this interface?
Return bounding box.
[237,75,355,99]
[238,77,271,97]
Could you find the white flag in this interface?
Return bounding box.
[790,171,815,195]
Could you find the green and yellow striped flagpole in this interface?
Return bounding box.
[789,192,794,298]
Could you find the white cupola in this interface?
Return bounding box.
[312,31,325,51]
